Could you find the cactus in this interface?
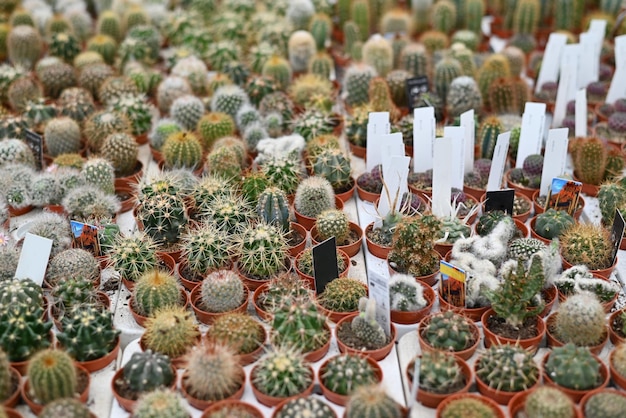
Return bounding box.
[399,43,429,78]
[545,344,602,390]
[37,61,78,99]
[388,273,428,312]
[235,222,288,279]
[261,56,292,91]
[196,191,252,234]
[210,85,250,119]
[46,248,100,287]
[272,297,330,352]
[122,349,174,394]
[294,176,336,218]
[156,76,192,115]
[0,348,12,401]
[315,277,365,314]
[22,97,56,131]
[513,0,540,34]
[99,76,140,106]
[109,94,155,136]
[388,215,441,277]
[252,345,313,398]
[424,311,476,352]
[206,312,264,355]
[204,146,242,180]
[39,398,91,418]
[345,384,403,418]
[261,155,302,196]
[436,216,471,244]
[200,270,245,313]
[524,386,576,418]
[287,31,316,73]
[612,342,626,380]
[27,349,77,405]
[560,223,613,271]
[180,224,232,279]
[385,70,410,107]
[143,305,200,359]
[96,10,122,43]
[476,343,539,392]
[132,389,188,418]
[431,0,457,34]
[362,35,393,78]
[49,32,80,64]
[25,212,72,257]
[477,54,511,109]
[86,35,117,66]
[236,105,261,131]
[7,76,42,113]
[316,209,351,244]
[367,77,400,121]
[148,118,182,152]
[321,353,378,396]
[137,192,188,245]
[107,233,158,284]
[51,276,100,314]
[161,131,203,171]
[170,95,205,132]
[409,350,463,395]
[56,304,119,362]
[58,87,95,124]
[508,238,546,262]
[311,148,352,192]
[61,185,121,221]
[572,137,608,186]
[534,209,575,240]
[478,116,504,159]
[170,56,209,96]
[292,109,336,141]
[132,270,182,317]
[435,57,463,105]
[351,0,370,42]
[256,187,290,233]
[7,25,42,70]
[349,297,387,349]
[84,110,130,152]
[43,117,81,158]
[555,292,606,347]
[275,396,335,417]
[196,112,236,151]
[182,341,244,402]
[100,132,139,177]
[583,391,626,418]
[598,182,626,226]
[439,395,499,418]
[296,246,346,277]
[0,243,19,283]
[343,63,377,107]
[288,74,333,109]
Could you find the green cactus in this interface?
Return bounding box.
[86,35,117,66]
[196,113,236,151]
[272,297,330,352]
[439,395,499,418]
[296,247,346,278]
[83,110,132,153]
[350,297,387,350]
[27,349,77,405]
[554,0,583,32]
[58,87,95,124]
[435,57,463,105]
[206,312,265,355]
[321,353,378,396]
[22,97,56,131]
[137,193,188,245]
[316,209,351,244]
[132,389,188,418]
[252,345,313,398]
[132,270,183,317]
[161,131,203,170]
[388,215,441,277]
[61,185,121,221]
[170,95,205,131]
[235,222,288,279]
[109,94,154,136]
[196,191,252,234]
[362,35,393,77]
[200,270,245,313]
[107,233,159,284]
[309,13,331,51]
[51,276,100,315]
[513,0,540,35]
[148,118,182,152]
[100,132,139,177]
[275,396,335,417]
[524,386,576,418]
[7,76,42,113]
[534,209,575,240]
[388,274,428,312]
[343,20,362,60]
[343,63,377,107]
[345,384,403,418]
[49,32,80,64]
[180,224,232,280]
[261,156,302,196]
[555,292,606,347]
[39,398,92,418]
[288,30,316,73]
[210,84,250,119]
[545,344,602,390]
[476,344,539,392]
[203,146,241,180]
[436,216,471,244]
[261,56,292,91]
[7,25,42,70]
[508,238,546,262]
[121,349,174,394]
[257,187,290,233]
[46,248,100,287]
[143,306,200,359]
[400,43,429,78]
[156,76,192,114]
[37,61,78,99]
[351,0,370,42]
[477,54,511,110]
[81,158,115,195]
[367,77,400,121]
[422,310,475,351]
[0,348,12,401]
[431,0,457,34]
[414,350,466,394]
[583,391,626,418]
[478,116,504,159]
[311,148,352,192]
[572,137,608,186]
[560,223,613,271]
[612,342,626,380]
[96,10,122,43]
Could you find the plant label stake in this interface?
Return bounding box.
[545,178,582,215]
[412,106,436,173]
[606,34,626,104]
[610,209,625,266]
[535,33,568,94]
[484,190,515,215]
[366,112,390,171]
[574,89,587,138]
[15,233,52,287]
[405,76,429,111]
[380,132,406,172]
[587,20,607,84]
[24,129,43,170]
[367,269,391,337]
[578,32,597,89]
[486,131,510,191]
[376,155,410,229]
[70,220,101,257]
[539,129,569,196]
[516,103,546,168]
[312,237,339,295]
[432,137,453,218]
[443,126,465,190]
[439,261,467,308]
[461,110,475,175]
[553,44,580,128]
[409,357,421,411]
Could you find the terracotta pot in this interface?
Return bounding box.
[294,197,345,230]
[190,283,249,325]
[528,216,552,245]
[251,283,273,322]
[111,364,178,413]
[610,349,626,391]
[1,367,21,408]
[356,183,381,203]
[335,314,396,361]
[316,281,368,324]
[8,205,33,217]
[545,313,608,355]
[311,221,363,257]
[250,365,315,407]
[508,389,582,418]
[115,184,136,213]
[150,146,164,164]
[532,190,585,220]
[387,255,440,287]
[556,285,619,313]
[542,350,609,403]
[463,184,486,202]
[43,204,66,215]
[408,184,431,202]
[418,312,481,361]
[348,142,366,159]
[390,285,435,325]
[505,169,539,199]
[437,288,490,323]
[364,223,391,260]
[408,354,473,408]
[1,408,22,418]
[561,255,617,280]
[436,392,505,418]
[481,308,545,353]
[181,370,245,411]
[539,285,557,318]
[294,249,349,287]
[288,222,307,257]
[572,172,600,197]
[129,289,189,327]
[114,160,144,189]
[75,336,120,373]
[334,177,356,203]
[474,355,541,405]
[318,355,383,406]
[609,308,626,346]
[580,388,626,416]
[200,399,264,418]
[514,218,530,238]
[22,364,90,415]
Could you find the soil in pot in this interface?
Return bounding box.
[485,315,539,341]
[1,367,20,407]
[610,309,626,344]
[287,225,305,248]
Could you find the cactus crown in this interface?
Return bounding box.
[476,344,539,392]
[524,386,576,418]
[143,306,200,359]
[206,312,265,355]
[321,353,378,396]
[27,348,77,405]
[252,345,313,398]
[534,209,575,240]
[348,297,387,350]
[234,222,288,279]
[180,223,232,279]
[560,223,614,271]
[412,350,465,394]
[421,311,476,352]
[132,388,188,418]
[294,175,335,218]
[107,233,159,283]
[271,297,329,353]
[316,208,351,244]
[122,349,174,395]
[132,269,182,317]
[545,343,602,391]
[318,277,367,313]
[200,269,245,313]
[554,291,607,347]
[345,384,403,418]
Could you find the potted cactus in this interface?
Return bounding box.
[0,348,20,408]
[189,269,249,325]
[530,208,575,244]
[273,395,337,418]
[316,277,368,323]
[132,388,188,418]
[295,247,349,284]
[318,354,382,406]
[553,265,620,312]
[253,272,312,321]
[570,136,622,196]
[111,349,176,412]
[356,164,383,202]
[580,388,626,418]
[312,208,363,257]
[129,269,187,326]
[610,343,626,390]
[344,384,405,418]
[310,147,355,201]
[505,154,543,199]
[508,386,577,418]
[388,273,435,324]
[293,175,337,230]
[560,222,617,276]
[135,191,189,253]
[436,393,505,418]
[418,311,481,360]
[205,313,266,366]
[106,233,160,291]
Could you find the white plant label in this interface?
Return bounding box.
[487,132,511,192]
[540,128,569,196]
[367,269,391,337]
[575,89,587,138]
[535,33,568,94]
[578,32,596,89]
[589,20,607,83]
[366,112,390,171]
[432,136,453,218]
[553,44,580,129]
[461,109,475,175]
[380,132,406,171]
[15,233,52,287]
[412,107,436,173]
[443,126,465,190]
[376,155,410,229]
[516,102,546,168]
[606,35,626,104]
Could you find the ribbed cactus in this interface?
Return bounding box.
[43,117,81,157]
[83,110,132,153]
[143,306,200,359]
[122,349,174,393]
[161,131,203,170]
[7,76,42,113]
[345,384,403,418]
[235,222,288,279]
[439,395,499,417]
[107,234,158,284]
[555,292,606,346]
[368,77,400,121]
[422,310,475,351]
[137,193,188,245]
[182,341,244,402]
[272,297,329,352]
[109,93,154,136]
[261,155,302,196]
[37,61,78,100]
[351,0,370,42]
[513,0,540,35]
[311,148,352,192]
[554,0,583,32]
[81,157,115,195]
[363,35,393,77]
[477,54,511,109]
[100,132,139,177]
[58,87,95,124]
[207,312,265,355]
[39,398,92,418]
[56,304,120,362]
[435,57,463,105]
[560,223,613,271]
[132,389,188,418]
[252,345,312,398]
[321,353,378,396]
[180,224,232,279]
[257,187,290,233]
[598,182,626,226]
[534,209,575,240]
[8,25,42,70]
[343,63,377,107]
[478,116,503,159]
[0,348,11,401]
[27,349,77,405]
[96,10,122,42]
[476,344,539,392]
[170,95,205,131]
[524,386,576,418]
[199,270,245,313]
[350,297,387,349]
[316,208,351,244]
[415,350,465,394]
[572,137,608,186]
[261,56,292,91]
[545,344,602,390]
[431,0,457,34]
[132,270,182,317]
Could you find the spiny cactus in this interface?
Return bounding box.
[170,95,205,132]
[206,312,265,356]
[362,35,393,77]
[132,270,182,317]
[161,131,203,170]
[477,54,511,109]
[508,238,546,262]
[583,391,626,418]
[100,132,139,177]
[43,117,81,157]
[545,344,602,390]
[156,76,192,114]
[180,224,232,280]
[256,187,290,233]
[107,233,158,284]
[555,291,606,347]
[46,248,100,287]
[200,270,245,313]
[82,157,115,195]
[524,386,576,418]
[8,25,42,70]
[439,395,499,418]
[316,209,351,244]
[0,347,12,401]
[571,137,608,186]
[84,110,132,153]
[388,273,428,312]
[261,56,292,91]
[109,93,155,137]
[350,297,387,350]
[389,214,441,277]
[58,87,95,124]
[121,349,174,394]
[343,63,377,107]
[415,350,466,394]
[272,297,329,352]
[476,344,539,392]
[61,185,121,221]
[252,345,313,398]
[235,222,288,279]
[39,398,92,418]
[143,306,200,359]
[345,384,403,418]
[560,223,614,271]
[148,118,182,152]
[321,353,378,397]
[534,209,575,240]
[288,30,316,73]
[316,277,366,313]
[27,349,77,405]
[275,396,336,417]
[132,389,188,418]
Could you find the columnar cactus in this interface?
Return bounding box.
[132,389,188,418]
[132,270,182,317]
[252,345,313,398]
[200,270,245,313]
[513,0,540,35]
[288,30,316,72]
[345,384,403,418]
[8,25,42,69]
[122,349,175,394]
[27,349,77,405]
[351,0,370,42]
[435,57,463,105]
[343,63,377,107]
[363,35,393,77]
[476,344,539,392]
[477,54,511,109]
[143,306,200,359]
[555,292,606,347]
[524,386,576,418]
[571,137,608,186]
[534,209,575,240]
[545,344,602,390]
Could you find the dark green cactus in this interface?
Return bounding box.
[272,297,330,352]
[257,187,290,233]
[534,209,575,240]
[416,350,465,394]
[350,298,387,350]
[121,349,174,394]
[321,354,378,396]
[476,344,539,392]
[136,193,188,245]
[545,344,602,390]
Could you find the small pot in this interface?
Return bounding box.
[417,312,481,361]
[115,184,136,213]
[356,183,381,203]
[334,177,356,203]
[207,324,267,367]
[21,364,90,415]
[200,399,264,418]
[315,281,368,324]
[251,283,273,322]
[481,308,546,353]
[288,222,307,257]
[572,172,600,197]
[508,389,582,418]
[294,249,350,287]
[528,216,552,245]
[542,350,610,403]
[311,222,363,257]
[545,313,608,355]
[505,169,539,200]
[561,255,617,280]
[8,205,33,217]
[348,142,366,159]
[129,289,189,327]
[318,355,383,406]
[114,160,144,189]
[609,308,626,346]
[111,364,178,413]
[436,392,505,418]
[250,365,315,407]
[190,283,249,325]
[74,336,120,373]
[364,223,391,260]
[235,260,291,292]
[610,349,626,391]
[474,356,541,405]
[1,408,22,418]
[407,354,472,408]
[390,285,435,325]
[437,288,490,323]
[335,314,396,361]
[1,367,21,408]
[180,369,245,411]
[539,285,557,318]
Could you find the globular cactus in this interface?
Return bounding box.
[100,76,141,106]
[8,25,42,70]
[143,306,200,359]
[236,104,261,130]
[508,237,546,262]
[122,349,174,394]
[156,76,192,115]
[243,122,269,152]
[200,270,245,313]
[109,94,155,136]
[137,192,188,245]
[46,248,100,287]
[96,10,122,43]
[204,146,242,180]
[56,305,120,362]
[292,109,336,141]
[27,349,77,405]
[275,396,336,418]
[545,343,602,391]
[107,233,158,284]
[261,155,302,196]
[431,0,457,34]
[351,297,387,349]
[435,57,463,105]
[389,273,428,312]
[210,85,250,119]
[608,112,626,141]
[252,345,313,398]
[583,391,626,418]
[560,223,613,271]
[310,13,331,51]
[534,209,575,240]
[170,95,205,131]
[61,185,121,221]
[477,54,511,110]
[400,43,429,78]
[439,395,500,417]
[288,74,333,109]
[43,117,81,158]
[476,344,539,392]
[7,76,42,113]
[257,187,290,233]
[294,176,336,218]
[345,384,403,418]
[316,209,351,244]
[84,110,132,153]
[288,30,316,73]
[206,312,265,356]
[555,292,607,347]
[436,217,471,244]
[368,77,400,122]
[261,56,293,91]
[182,341,244,402]
[39,398,92,418]
[389,215,441,277]
[416,350,465,394]
[148,118,182,152]
[132,270,182,317]
[503,45,527,77]
[100,132,139,177]
[311,148,352,192]
[37,61,78,99]
[422,311,475,351]
[272,297,330,352]
[235,222,288,279]
[343,63,377,107]
[524,386,576,418]
[49,32,80,64]
[180,224,232,279]
[0,348,12,401]
[286,0,315,30]
[58,87,95,124]
[197,112,236,151]
[386,69,411,107]
[132,388,188,418]
[50,276,100,314]
[0,138,35,167]
[196,191,252,234]
[22,97,56,131]
[321,353,378,396]
[162,131,203,171]
[86,35,117,66]
[245,75,278,108]
[296,247,346,278]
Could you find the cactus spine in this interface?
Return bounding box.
[27,349,77,405]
